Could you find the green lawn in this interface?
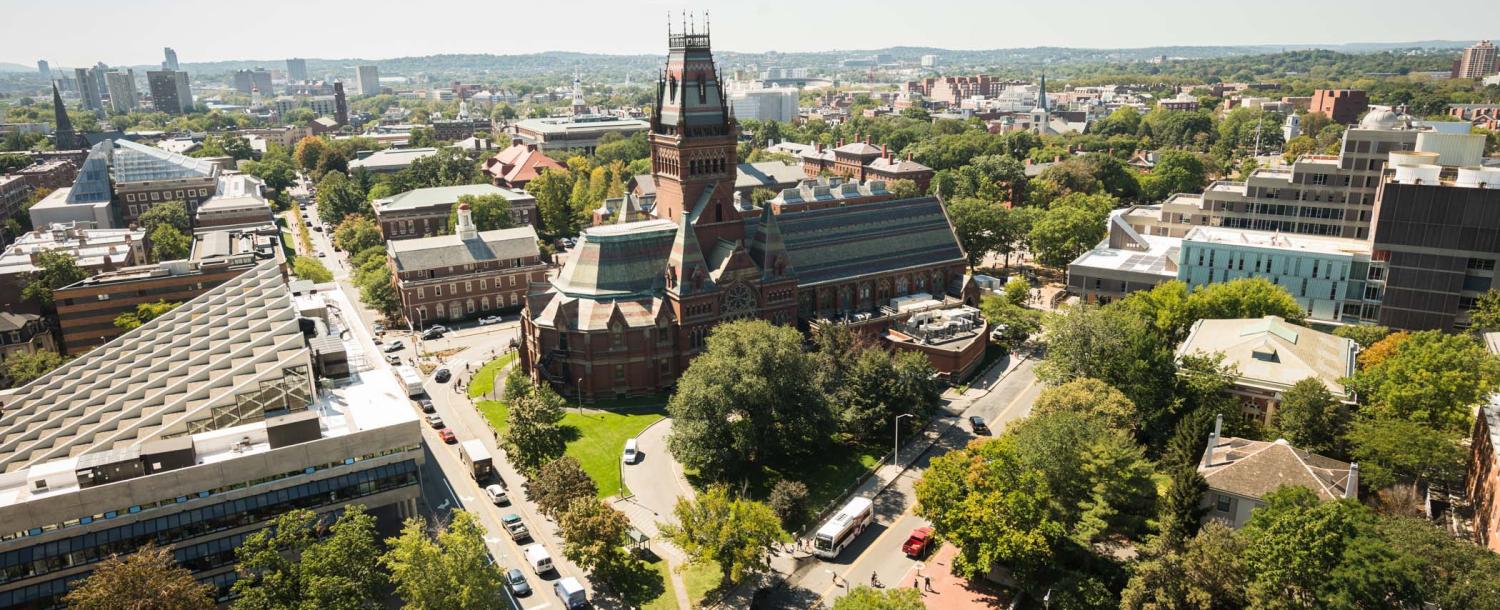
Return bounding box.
[748,441,885,520]
[681,560,723,606]
[639,557,678,610]
[474,399,663,498]
[468,352,517,399]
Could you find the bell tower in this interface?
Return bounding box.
[649,14,742,247]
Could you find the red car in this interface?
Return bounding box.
[438,429,457,444]
[902,527,934,558]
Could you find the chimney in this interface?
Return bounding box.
[837,138,844,147]
[882,143,888,159]
[1345,463,1359,499]
[1201,413,1223,469]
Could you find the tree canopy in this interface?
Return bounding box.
[659,485,789,585]
[65,543,215,610]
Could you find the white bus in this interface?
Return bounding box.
[813,496,874,559]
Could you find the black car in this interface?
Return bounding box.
[434,369,451,383]
[416,398,436,413]
[969,416,990,435]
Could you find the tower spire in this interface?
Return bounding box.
[52,82,77,149]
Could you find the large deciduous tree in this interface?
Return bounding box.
[1031,377,1139,436]
[1270,378,1347,456]
[667,320,833,482]
[65,543,215,610]
[22,249,88,308]
[557,497,630,580]
[333,214,383,253]
[1028,192,1112,268]
[1348,330,1498,433]
[149,224,191,262]
[383,511,506,610]
[502,381,568,473]
[530,456,598,520]
[137,200,190,235]
[831,586,925,610]
[659,485,789,585]
[1036,303,1177,420]
[446,193,516,233]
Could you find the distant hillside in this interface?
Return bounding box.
[0,63,35,73]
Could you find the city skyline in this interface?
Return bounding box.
[4,0,1499,67]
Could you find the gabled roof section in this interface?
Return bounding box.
[1176,316,1358,399]
[665,210,714,297]
[772,196,965,287]
[747,203,794,282]
[1199,437,1355,502]
[552,218,677,300]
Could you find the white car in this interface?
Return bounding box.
[478,315,502,325]
[622,439,639,464]
[485,483,508,505]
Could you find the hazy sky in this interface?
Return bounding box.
[6,0,1499,67]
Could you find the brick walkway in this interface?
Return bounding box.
[897,543,1012,609]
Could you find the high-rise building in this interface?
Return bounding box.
[333,81,348,125]
[353,65,380,97]
[104,69,138,115]
[35,59,48,78]
[162,46,179,70]
[1457,40,1498,80]
[728,85,799,123]
[147,70,193,114]
[232,68,273,96]
[73,68,103,113]
[286,57,308,83]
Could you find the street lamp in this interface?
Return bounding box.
[576,377,584,413]
[893,413,914,467]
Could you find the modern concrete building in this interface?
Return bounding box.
[1177,316,1358,424]
[388,207,548,328]
[1199,429,1357,529]
[29,139,219,229]
[162,47,179,71]
[0,263,423,609]
[192,174,273,231]
[372,183,537,239]
[147,70,193,115]
[103,70,138,115]
[728,86,799,123]
[353,65,380,97]
[232,69,273,96]
[73,68,103,114]
[1457,41,1498,80]
[285,58,308,83]
[510,115,650,154]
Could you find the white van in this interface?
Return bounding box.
[622,439,639,464]
[553,577,587,609]
[523,544,554,575]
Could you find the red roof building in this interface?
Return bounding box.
[484,140,566,189]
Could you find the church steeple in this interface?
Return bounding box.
[571,68,587,116]
[52,83,78,150]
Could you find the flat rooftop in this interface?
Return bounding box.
[1070,232,1181,277]
[1184,226,1371,257]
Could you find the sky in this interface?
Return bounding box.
[4,0,1499,67]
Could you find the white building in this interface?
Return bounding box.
[729,85,799,123]
[353,65,380,97]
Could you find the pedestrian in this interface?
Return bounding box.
[913,578,920,594]
[924,575,932,592]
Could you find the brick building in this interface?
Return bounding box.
[1310,89,1369,125]
[387,206,548,328]
[27,139,218,230]
[799,139,934,193]
[484,140,566,189]
[10,159,78,191]
[372,183,538,240]
[519,29,972,400]
[904,75,1002,105]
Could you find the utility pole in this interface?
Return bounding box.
[894,413,914,466]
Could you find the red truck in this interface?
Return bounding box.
[902,527,934,558]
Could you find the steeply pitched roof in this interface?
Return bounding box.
[1199,437,1355,502]
[388,225,540,272]
[734,161,806,190]
[833,141,882,156]
[550,219,677,299]
[1176,316,1358,399]
[769,196,966,287]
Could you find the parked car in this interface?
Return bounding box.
[505,568,532,597]
[425,414,445,429]
[434,368,451,383]
[383,340,404,353]
[969,415,990,435]
[312,225,323,232]
[438,428,456,443]
[485,483,509,505]
[384,354,400,365]
[416,398,435,414]
[622,439,639,464]
[478,315,502,325]
[902,526,935,558]
[422,327,445,340]
[372,322,385,333]
[553,577,586,609]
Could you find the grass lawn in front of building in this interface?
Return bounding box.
[474,399,663,498]
[468,352,517,399]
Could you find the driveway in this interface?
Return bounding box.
[614,418,694,536]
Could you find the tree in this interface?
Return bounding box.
[1356,330,1407,370]
[292,255,334,283]
[1376,515,1500,609]
[1348,330,1498,433]
[293,136,331,173]
[667,320,833,482]
[1031,378,1139,435]
[1001,276,1030,307]
[1140,150,1207,201]
[946,197,1007,268]
[503,381,568,473]
[1184,277,1305,326]
[1120,523,1247,610]
[1270,378,1347,456]
[232,509,318,609]
[979,294,1042,346]
[531,456,598,520]
[1036,303,1177,419]
[1028,193,1111,268]
[315,171,370,225]
[1478,289,1500,331]
[659,485,789,585]
[914,437,1061,582]
[65,543,215,610]
[21,249,88,308]
[356,264,401,318]
[1155,463,1210,551]
[1346,417,1465,490]
[113,300,182,330]
[767,479,810,531]
[1332,324,1390,349]
[383,510,507,610]
[831,586,925,610]
[557,497,629,578]
[149,224,191,262]
[885,178,920,198]
[530,168,575,236]
[333,215,383,253]
[2,350,65,386]
[300,507,386,610]
[1006,411,1155,543]
[137,200,190,235]
[445,193,516,232]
